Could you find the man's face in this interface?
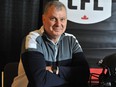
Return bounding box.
[42,5,67,38]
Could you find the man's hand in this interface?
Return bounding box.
[46,66,59,74]
[46,66,53,73]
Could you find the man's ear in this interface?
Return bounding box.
[42,15,45,24]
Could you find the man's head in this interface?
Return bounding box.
[42,1,67,40]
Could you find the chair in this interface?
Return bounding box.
[3,62,19,87]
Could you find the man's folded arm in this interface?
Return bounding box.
[21,51,66,87]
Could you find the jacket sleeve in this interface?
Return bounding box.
[21,51,66,87]
[58,52,90,86]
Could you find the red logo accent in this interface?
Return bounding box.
[81,15,89,20]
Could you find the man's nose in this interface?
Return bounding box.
[55,20,61,26]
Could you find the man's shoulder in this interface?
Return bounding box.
[63,32,76,40]
[25,29,43,41]
[27,26,44,39]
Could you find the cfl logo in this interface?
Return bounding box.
[59,0,112,24]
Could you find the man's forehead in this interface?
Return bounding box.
[46,5,66,12]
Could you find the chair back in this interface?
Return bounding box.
[3,62,18,87]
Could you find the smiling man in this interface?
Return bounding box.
[12,1,90,87]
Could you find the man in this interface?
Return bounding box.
[12,1,90,87]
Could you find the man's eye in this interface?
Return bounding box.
[50,18,56,21]
[61,18,65,21]
[60,18,66,22]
